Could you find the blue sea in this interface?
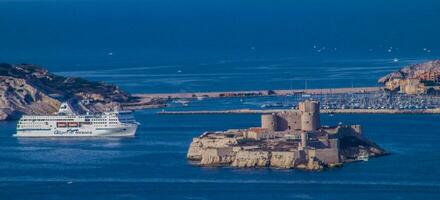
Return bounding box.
[1,0,440,199]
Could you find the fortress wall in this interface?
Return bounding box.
[315,148,340,164]
[270,151,302,168]
[274,111,301,131]
[275,113,289,131]
[245,131,263,140]
[200,147,235,165]
[232,151,270,167]
[287,112,302,130]
[333,125,363,138]
[328,139,339,149]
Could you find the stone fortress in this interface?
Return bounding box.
[251,100,320,140]
[187,100,386,170]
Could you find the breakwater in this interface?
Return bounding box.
[134,86,382,99]
[159,108,440,115]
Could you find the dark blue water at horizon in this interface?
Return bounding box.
[1,0,440,199]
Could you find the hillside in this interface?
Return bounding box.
[0,63,164,120]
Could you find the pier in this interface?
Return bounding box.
[158,108,440,115]
[133,86,440,114]
[134,86,383,99]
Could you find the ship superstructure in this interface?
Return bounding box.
[15,103,138,137]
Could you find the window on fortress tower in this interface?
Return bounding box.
[288,126,291,130]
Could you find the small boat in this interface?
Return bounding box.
[173,99,190,106]
[357,152,369,162]
[260,102,286,108]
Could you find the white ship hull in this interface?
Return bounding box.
[15,103,140,137]
[15,123,138,137]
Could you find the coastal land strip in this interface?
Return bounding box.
[134,86,382,99]
[159,108,440,115]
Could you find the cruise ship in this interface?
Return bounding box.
[15,103,139,137]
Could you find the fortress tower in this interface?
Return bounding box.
[260,100,321,132]
[261,113,278,132]
[299,100,320,131]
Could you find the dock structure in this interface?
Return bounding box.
[158,108,440,115]
[134,86,382,99]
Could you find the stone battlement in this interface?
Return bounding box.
[261,100,320,132]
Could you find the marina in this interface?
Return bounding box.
[1,0,440,198]
[134,86,382,99]
[159,90,440,115]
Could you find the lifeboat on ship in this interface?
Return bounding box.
[68,122,79,127]
[56,122,67,127]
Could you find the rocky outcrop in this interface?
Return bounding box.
[231,151,270,167]
[187,102,388,171]
[187,133,239,160]
[379,60,440,84]
[187,127,387,171]
[0,63,167,120]
[270,151,302,168]
[379,60,440,94]
[0,76,60,120]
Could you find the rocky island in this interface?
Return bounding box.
[0,63,166,120]
[187,100,387,170]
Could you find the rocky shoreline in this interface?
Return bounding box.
[0,63,167,120]
[379,60,440,95]
[187,101,387,171]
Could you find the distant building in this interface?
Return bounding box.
[400,78,427,95]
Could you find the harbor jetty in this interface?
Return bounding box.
[187,100,387,170]
[160,108,440,115]
[134,86,382,99]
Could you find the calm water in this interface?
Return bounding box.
[1,0,440,199]
[0,107,440,199]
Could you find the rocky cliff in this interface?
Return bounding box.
[379,60,440,84]
[0,63,166,120]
